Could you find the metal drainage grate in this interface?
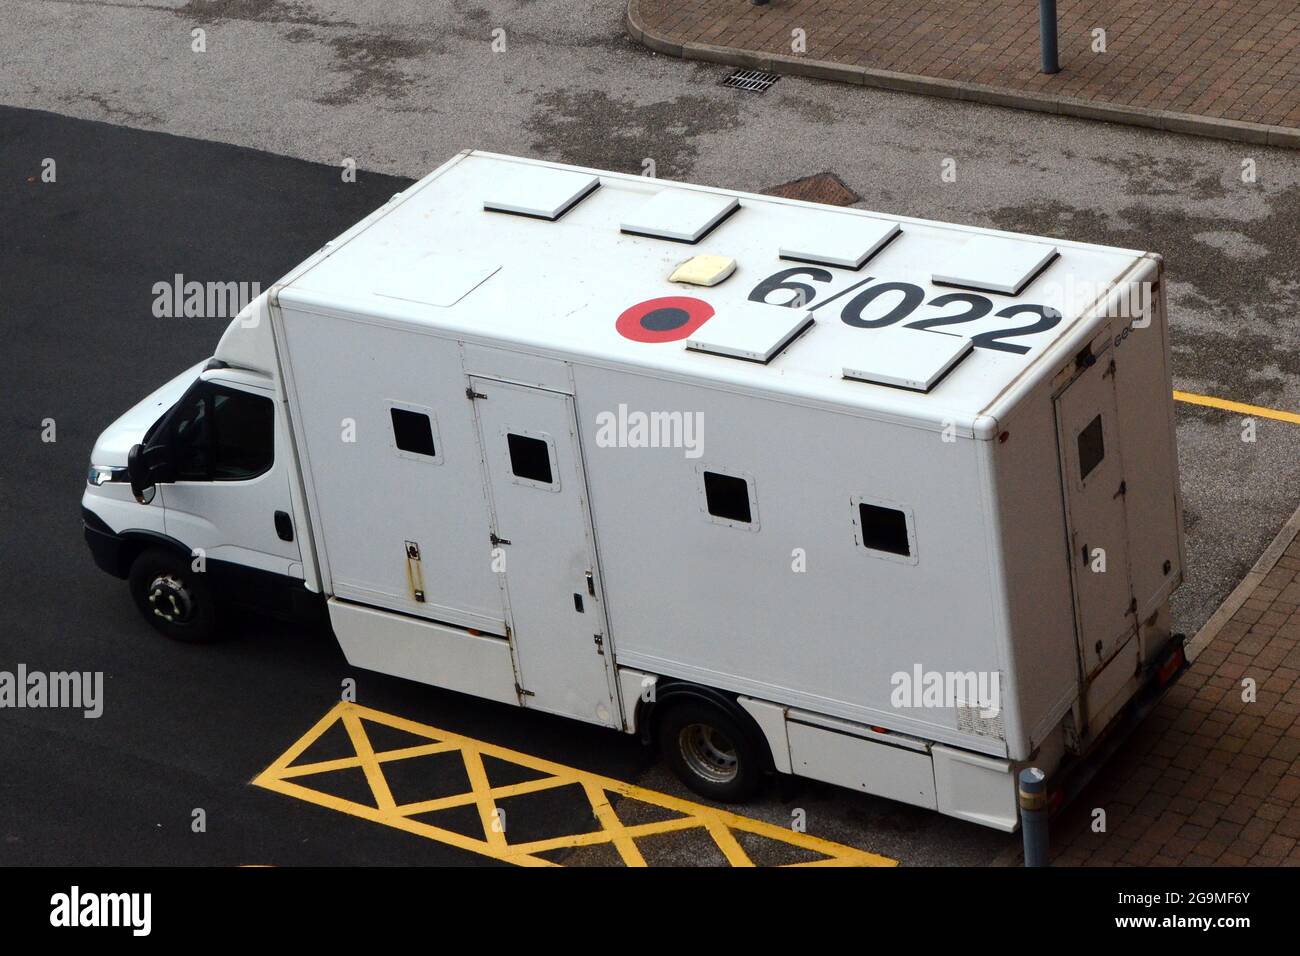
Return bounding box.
[720,69,780,93]
[763,172,860,207]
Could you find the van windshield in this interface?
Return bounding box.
[142,376,202,446]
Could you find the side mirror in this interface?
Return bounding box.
[127,442,176,501]
[127,443,151,500]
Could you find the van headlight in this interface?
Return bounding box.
[87,464,128,486]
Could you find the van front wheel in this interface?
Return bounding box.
[658,700,765,803]
[128,547,219,643]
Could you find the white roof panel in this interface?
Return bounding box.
[843,332,973,392]
[483,166,599,220]
[282,152,1151,428]
[373,251,500,308]
[621,187,739,243]
[932,236,1058,295]
[686,303,813,363]
[779,215,900,269]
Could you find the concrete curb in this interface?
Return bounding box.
[626,1,1300,150]
[1185,500,1300,662]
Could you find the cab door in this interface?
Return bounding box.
[1054,341,1137,677]
[161,372,302,577]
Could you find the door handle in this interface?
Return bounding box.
[274,510,294,542]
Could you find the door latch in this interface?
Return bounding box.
[405,540,426,603]
[593,634,604,656]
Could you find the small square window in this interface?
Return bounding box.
[1077,414,1104,480]
[703,471,752,523]
[508,433,553,484]
[858,502,910,557]
[391,408,436,457]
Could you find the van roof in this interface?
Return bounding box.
[278,151,1153,434]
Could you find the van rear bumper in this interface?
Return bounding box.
[82,507,130,578]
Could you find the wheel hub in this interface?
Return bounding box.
[678,722,739,784]
[147,574,194,624]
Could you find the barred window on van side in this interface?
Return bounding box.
[391,408,437,458]
[857,501,912,558]
[703,471,752,523]
[508,433,554,484]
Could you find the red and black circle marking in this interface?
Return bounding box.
[616,296,714,343]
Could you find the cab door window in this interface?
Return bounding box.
[167,382,273,481]
[169,387,212,479]
[210,387,274,479]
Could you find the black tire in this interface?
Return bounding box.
[657,699,766,803]
[128,547,220,643]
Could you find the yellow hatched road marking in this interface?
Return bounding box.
[1174,390,1300,425]
[253,702,896,868]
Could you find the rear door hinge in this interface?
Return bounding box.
[490,532,511,547]
[515,683,534,699]
[466,387,487,400]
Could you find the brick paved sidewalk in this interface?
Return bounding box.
[628,0,1300,146]
[1044,505,1300,866]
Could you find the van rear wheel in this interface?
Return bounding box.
[128,547,219,643]
[658,700,765,803]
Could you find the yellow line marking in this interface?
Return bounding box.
[505,815,702,857]
[703,816,755,867]
[342,709,397,813]
[583,780,648,866]
[277,741,460,779]
[1174,390,1300,425]
[462,746,509,852]
[253,702,896,868]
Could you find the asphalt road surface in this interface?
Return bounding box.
[3,0,1300,866]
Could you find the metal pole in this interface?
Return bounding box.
[1019,767,1050,866]
[1039,0,1060,74]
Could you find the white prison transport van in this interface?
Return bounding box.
[83,151,1185,830]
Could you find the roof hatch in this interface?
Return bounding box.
[842,332,973,392]
[373,251,500,308]
[932,236,1058,295]
[621,188,739,243]
[685,302,813,363]
[779,215,900,269]
[483,166,599,220]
